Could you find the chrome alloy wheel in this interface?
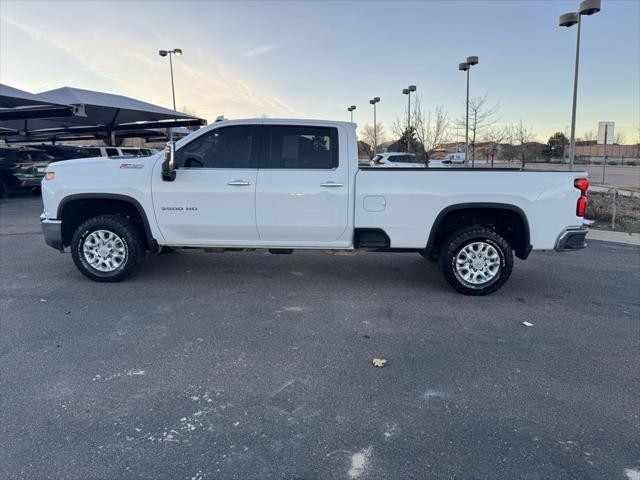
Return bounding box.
[454,241,501,287]
[82,229,127,272]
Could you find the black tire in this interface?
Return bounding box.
[419,250,437,262]
[439,226,513,296]
[71,215,146,282]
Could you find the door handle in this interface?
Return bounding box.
[227,180,252,186]
[320,182,344,187]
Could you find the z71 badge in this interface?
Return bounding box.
[119,163,144,169]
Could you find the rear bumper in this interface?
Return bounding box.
[555,227,587,252]
[40,215,63,251]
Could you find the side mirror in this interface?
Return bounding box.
[161,141,176,181]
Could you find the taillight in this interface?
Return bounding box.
[574,178,588,193]
[574,178,588,217]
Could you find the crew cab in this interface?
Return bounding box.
[40,119,589,295]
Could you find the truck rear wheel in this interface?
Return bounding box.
[71,214,145,282]
[439,226,513,296]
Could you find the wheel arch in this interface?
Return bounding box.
[58,193,157,251]
[426,203,531,260]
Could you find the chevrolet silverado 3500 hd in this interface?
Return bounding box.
[40,119,589,295]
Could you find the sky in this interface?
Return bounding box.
[1,0,639,143]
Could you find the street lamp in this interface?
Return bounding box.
[369,97,381,154]
[158,48,183,111]
[402,85,417,152]
[559,0,601,170]
[459,55,478,167]
[347,105,357,122]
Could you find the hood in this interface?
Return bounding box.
[46,151,162,171]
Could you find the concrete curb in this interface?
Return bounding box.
[590,185,640,198]
[587,229,640,246]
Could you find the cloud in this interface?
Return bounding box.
[1,16,299,122]
[242,39,290,58]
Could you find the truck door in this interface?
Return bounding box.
[255,125,349,243]
[152,124,260,244]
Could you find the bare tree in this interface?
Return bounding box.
[511,120,536,168]
[582,129,596,141]
[456,94,499,166]
[413,97,449,159]
[391,117,405,141]
[483,126,509,167]
[359,124,387,157]
[614,131,626,145]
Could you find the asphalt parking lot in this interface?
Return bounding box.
[1,195,639,480]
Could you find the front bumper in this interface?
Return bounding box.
[555,227,588,252]
[40,215,63,251]
[14,175,45,189]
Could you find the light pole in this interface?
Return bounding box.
[459,56,478,167]
[559,0,601,170]
[347,105,357,122]
[369,97,380,154]
[402,85,417,152]
[158,48,183,111]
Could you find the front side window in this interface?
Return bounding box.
[105,148,119,156]
[267,126,338,169]
[175,125,255,169]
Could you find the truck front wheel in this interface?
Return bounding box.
[71,215,145,282]
[439,226,513,296]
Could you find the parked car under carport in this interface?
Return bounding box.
[0,147,54,196]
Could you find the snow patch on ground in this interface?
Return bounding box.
[348,446,373,479]
[383,423,398,439]
[625,468,640,480]
[143,390,230,444]
[92,369,145,381]
[422,388,446,400]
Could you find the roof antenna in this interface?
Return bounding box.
[215,115,227,122]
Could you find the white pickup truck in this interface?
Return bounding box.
[40,119,589,295]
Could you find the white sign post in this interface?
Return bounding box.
[597,121,614,183]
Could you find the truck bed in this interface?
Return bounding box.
[355,168,587,250]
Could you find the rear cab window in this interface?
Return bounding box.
[389,155,417,163]
[264,125,338,169]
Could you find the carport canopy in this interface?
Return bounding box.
[0,85,206,143]
[0,84,78,121]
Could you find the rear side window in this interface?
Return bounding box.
[175,125,256,169]
[390,155,417,163]
[266,126,338,169]
[105,148,119,156]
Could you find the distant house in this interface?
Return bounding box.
[357,141,372,159]
[431,142,464,160]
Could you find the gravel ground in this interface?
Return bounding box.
[587,191,640,233]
